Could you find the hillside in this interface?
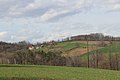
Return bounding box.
[0,33,120,70]
[81,41,120,57]
[0,64,120,80]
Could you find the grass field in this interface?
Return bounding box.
[38,41,88,53]
[0,64,120,80]
[81,42,120,58]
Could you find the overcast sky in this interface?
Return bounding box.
[0,0,120,43]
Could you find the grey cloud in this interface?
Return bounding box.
[104,0,120,11]
[0,0,94,21]
[0,0,34,18]
[0,0,120,21]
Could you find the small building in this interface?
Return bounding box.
[36,46,40,49]
[28,45,34,50]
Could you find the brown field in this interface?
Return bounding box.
[63,46,100,57]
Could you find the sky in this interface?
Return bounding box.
[0,0,120,43]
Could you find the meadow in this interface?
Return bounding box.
[0,64,120,80]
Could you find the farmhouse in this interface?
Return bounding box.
[28,45,34,50]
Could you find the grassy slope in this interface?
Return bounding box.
[98,43,120,53]
[38,41,88,53]
[0,64,120,80]
[37,41,120,58]
[81,42,120,58]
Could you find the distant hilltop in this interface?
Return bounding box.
[0,33,120,45]
[63,33,120,41]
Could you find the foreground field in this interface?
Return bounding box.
[0,64,120,80]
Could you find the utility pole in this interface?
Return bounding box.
[86,35,89,68]
[109,36,113,70]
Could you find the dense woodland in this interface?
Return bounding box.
[0,33,120,70]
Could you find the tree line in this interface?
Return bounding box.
[64,33,120,41]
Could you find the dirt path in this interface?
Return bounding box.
[63,47,99,57]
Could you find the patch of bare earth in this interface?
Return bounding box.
[63,47,99,57]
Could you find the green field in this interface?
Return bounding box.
[0,64,120,80]
[38,41,88,52]
[81,42,120,58]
